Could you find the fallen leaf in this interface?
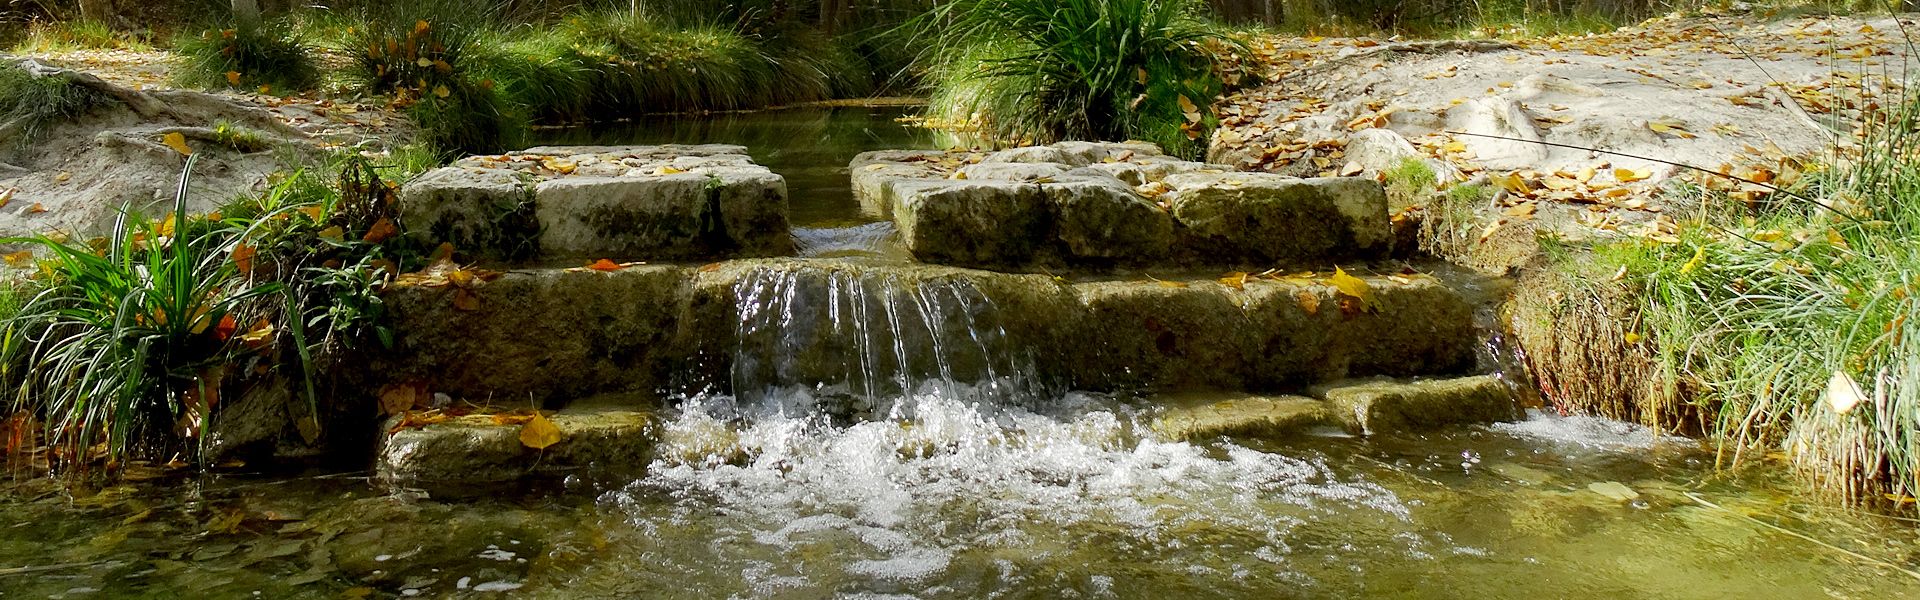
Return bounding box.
[1827,371,1866,414]
[162,132,193,156]
[25,203,45,214]
[317,226,345,241]
[362,218,398,243]
[432,84,451,99]
[225,71,241,86]
[1328,267,1375,311]
[54,172,71,183]
[1679,245,1706,274]
[0,187,12,208]
[1295,291,1321,315]
[2,250,32,267]
[231,244,256,273]
[1615,168,1653,183]
[1624,332,1644,344]
[1218,272,1248,290]
[587,259,625,272]
[519,413,563,449]
[378,385,418,416]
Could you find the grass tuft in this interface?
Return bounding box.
[0,62,112,150]
[172,18,319,95]
[12,19,148,53]
[916,0,1245,158]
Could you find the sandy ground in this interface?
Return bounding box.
[1212,9,1911,266]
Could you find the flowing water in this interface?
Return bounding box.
[3,112,1917,598]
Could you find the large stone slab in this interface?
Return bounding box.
[1149,393,1333,442]
[850,142,1392,269]
[376,259,1481,402]
[377,407,655,485]
[1310,375,1518,434]
[1163,173,1392,263]
[397,167,538,262]
[403,145,791,262]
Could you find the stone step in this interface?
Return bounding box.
[399,145,792,262]
[852,142,1393,270]
[374,376,1515,488]
[371,258,1483,404]
[1148,375,1518,442]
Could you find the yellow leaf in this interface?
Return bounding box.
[257,84,272,94]
[2,250,33,267]
[432,84,451,98]
[1827,371,1866,414]
[1679,245,1706,274]
[317,226,345,241]
[1329,267,1375,311]
[653,166,687,176]
[0,187,13,209]
[519,413,563,449]
[162,132,193,156]
[225,71,241,86]
[1624,332,1643,344]
[1178,95,1198,115]
[1615,168,1652,183]
[416,58,433,68]
[1218,272,1248,290]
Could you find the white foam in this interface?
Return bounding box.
[1490,409,1696,451]
[609,388,1415,587]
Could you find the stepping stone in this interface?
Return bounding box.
[377,406,655,487]
[1149,393,1333,442]
[1311,375,1518,435]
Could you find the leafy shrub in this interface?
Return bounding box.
[918,0,1243,158]
[173,18,319,94]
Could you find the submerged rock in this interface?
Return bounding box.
[376,408,655,485]
[1149,394,1333,442]
[1311,375,1518,434]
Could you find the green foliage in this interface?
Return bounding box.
[345,1,527,154]
[209,120,271,153]
[0,62,111,149]
[1602,94,1920,503]
[918,0,1244,158]
[1384,158,1438,209]
[12,19,147,52]
[0,158,290,462]
[172,18,319,94]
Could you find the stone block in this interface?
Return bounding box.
[397,167,538,261]
[1165,174,1392,263]
[1311,375,1517,434]
[377,408,655,485]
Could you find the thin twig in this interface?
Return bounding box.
[1684,491,1920,581]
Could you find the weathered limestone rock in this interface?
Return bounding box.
[1164,173,1392,263]
[1046,177,1174,260]
[850,142,1393,269]
[377,259,1480,401]
[397,167,538,261]
[376,408,655,485]
[1311,375,1517,434]
[378,265,690,403]
[1149,394,1333,442]
[404,145,792,262]
[891,179,1051,268]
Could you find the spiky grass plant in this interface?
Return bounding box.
[13,19,145,52]
[0,157,295,464]
[0,61,111,149]
[345,0,526,154]
[1603,91,1920,505]
[917,0,1243,157]
[172,18,319,94]
[563,10,776,113]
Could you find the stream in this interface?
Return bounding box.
[2,108,1917,599]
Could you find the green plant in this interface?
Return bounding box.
[173,18,319,94]
[916,0,1244,158]
[0,157,295,462]
[1384,158,1438,210]
[13,19,146,52]
[0,62,111,149]
[345,1,527,154]
[1600,93,1920,504]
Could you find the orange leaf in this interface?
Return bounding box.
[362,218,398,243]
[213,314,238,341]
[519,413,562,449]
[2,250,32,268]
[231,244,256,274]
[587,259,624,272]
[225,71,242,86]
[378,384,418,416]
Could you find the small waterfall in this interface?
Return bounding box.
[724,265,1048,420]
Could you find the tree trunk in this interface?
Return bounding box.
[232,0,262,29]
[78,0,117,24]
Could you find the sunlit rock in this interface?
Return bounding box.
[376,408,655,485]
[1311,375,1517,435]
